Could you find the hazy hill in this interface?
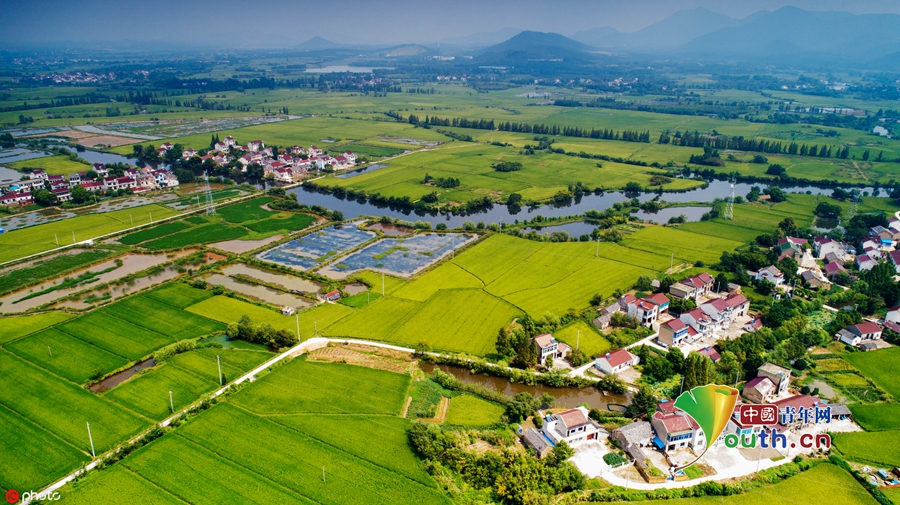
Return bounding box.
[681,7,900,61]
[295,36,342,51]
[478,31,595,62]
[572,7,735,50]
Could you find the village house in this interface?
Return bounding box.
[890,250,900,273]
[699,293,749,328]
[81,181,105,193]
[679,307,716,338]
[750,265,784,286]
[856,254,878,271]
[837,322,883,346]
[668,272,714,300]
[869,226,896,246]
[30,169,47,180]
[814,236,845,260]
[52,187,71,202]
[824,261,848,280]
[697,346,721,363]
[534,334,570,363]
[757,362,791,395]
[743,318,764,333]
[593,301,621,329]
[743,376,777,403]
[324,290,341,302]
[540,406,603,445]
[247,140,265,152]
[92,164,108,177]
[650,411,704,452]
[0,192,33,206]
[885,306,900,324]
[181,148,198,159]
[594,349,640,374]
[620,293,669,327]
[777,236,806,261]
[800,269,827,289]
[657,318,697,348]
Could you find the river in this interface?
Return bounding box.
[290,179,873,229]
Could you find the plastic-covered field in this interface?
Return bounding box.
[256,224,375,270]
[325,233,475,278]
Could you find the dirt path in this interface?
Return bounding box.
[400,396,412,418]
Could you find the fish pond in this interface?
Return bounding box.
[319,233,475,279]
[256,223,375,270]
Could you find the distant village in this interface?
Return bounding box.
[0,136,357,206]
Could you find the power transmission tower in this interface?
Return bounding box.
[724,181,735,220]
[203,170,216,216]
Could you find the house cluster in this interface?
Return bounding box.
[658,292,749,348]
[609,361,851,468]
[0,163,178,206]
[856,220,900,273]
[203,136,357,183]
[835,320,886,351]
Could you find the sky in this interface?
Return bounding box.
[1,0,900,48]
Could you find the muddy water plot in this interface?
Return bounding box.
[89,359,156,393]
[256,223,375,270]
[367,222,416,236]
[210,235,283,254]
[220,263,323,293]
[201,273,313,310]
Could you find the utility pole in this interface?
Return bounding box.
[72,230,76,243]
[55,233,59,246]
[48,346,52,358]
[576,330,580,350]
[149,210,153,223]
[217,355,223,386]
[596,237,600,258]
[87,422,96,458]
[169,390,174,413]
[322,466,326,482]
[670,253,674,273]
[314,321,318,335]
[130,214,133,226]
[296,314,300,341]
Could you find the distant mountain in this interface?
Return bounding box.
[572,8,736,50]
[295,37,342,51]
[680,7,900,61]
[378,44,433,57]
[478,31,596,63]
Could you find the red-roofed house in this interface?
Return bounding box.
[650,411,704,451]
[680,308,715,338]
[889,250,900,273]
[751,265,784,286]
[847,322,882,341]
[594,349,639,374]
[856,254,878,271]
[742,376,777,403]
[658,318,694,347]
[814,236,844,259]
[668,272,714,300]
[622,293,669,327]
[247,140,265,152]
[697,346,721,363]
[324,289,341,302]
[824,261,847,280]
[0,192,33,206]
[700,293,749,328]
[886,306,900,324]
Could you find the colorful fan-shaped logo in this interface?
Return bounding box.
[673,384,739,450]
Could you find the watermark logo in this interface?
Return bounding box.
[673,384,740,450]
[4,489,61,503]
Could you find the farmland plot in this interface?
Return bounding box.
[6,328,128,384]
[58,312,174,360]
[105,361,217,420]
[0,404,89,492]
[142,281,214,309]
[0,352,146,453]
[101,296,224,341]
[57,465,185,505]
[0,312,75,344]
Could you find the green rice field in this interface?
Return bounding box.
[444,395,505,426]
[844,348,900,399]
[0,311,75,344]
[833,430,900,467]
[848,404,900,431]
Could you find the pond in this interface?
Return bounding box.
[0,252,176,314]
[343,282,368,295]
[256,223,375,270]
[318,233,476,279]
[366,222,416,236]
[220,263,323,293]
[419,363,630,411]
[290,179,870,229]
[201,273,313,310]
[335,164,389,179]
[60,147,134,166]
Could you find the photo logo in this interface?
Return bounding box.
[673,384,739,450]
[6,490,18,504]
[738,404,778,426]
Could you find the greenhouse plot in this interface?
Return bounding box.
[321,233,476,278]
[256,223,375,270]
